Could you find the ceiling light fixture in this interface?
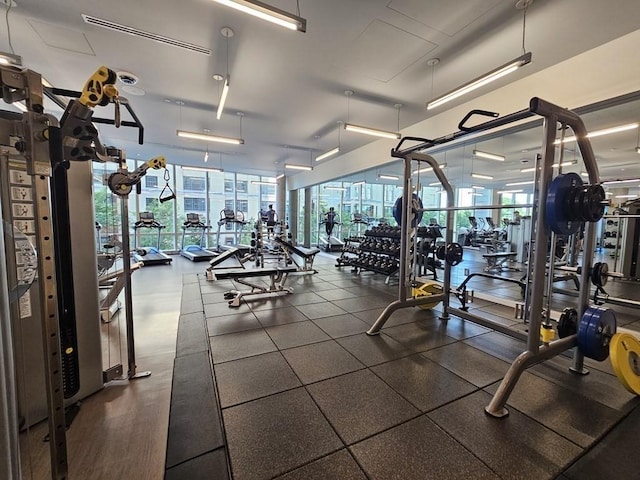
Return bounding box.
[344,123,400,140]
[316,146,340,162]
[0,52,22,66]
[216,28,234,120]
[177,130,244,145]
[473,149,505,161]
[210,0,306,32]
[498,189,523,194]
[554,123,639,144]
[429,181,441,187]
[412,163,447,175]
[426,52,532,110]
[183,166,223,173]
[324,186,347,191]
[378,174,399,181]
[284,164,312,171]
[471,173,494,180]
[601,178,640,185]
[276,174,285,180]
[343,91,401,140]
[505,180,534,186]
[352,181,365,186]
[520,160,577,173]
[471,185,485,190]
[614,194,637,199]
[204,147,209,162]
[251,180,277,185]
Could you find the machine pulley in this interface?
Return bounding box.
[545,172,606,234]
[392,194,423,227]
[435,243,464,266]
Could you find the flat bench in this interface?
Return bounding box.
[209,265,297,307]
[482,251,519,273]
[273,237,319,272]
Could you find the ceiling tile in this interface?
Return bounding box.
[28,20,95,55]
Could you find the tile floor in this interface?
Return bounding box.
[184,250,640,480]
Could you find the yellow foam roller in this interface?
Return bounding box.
[609,333,640,396]
[412,281,443,310]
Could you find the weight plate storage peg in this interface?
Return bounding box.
[577,305,617,361]
[609,333,640,395]
[546,172,583,235]
[392,194,424,227]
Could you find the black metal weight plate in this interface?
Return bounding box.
[557,307,578,338]
[436,245,446,260]
[609,333,640,395]
[577,305,617,361]
[583,185,606,222]
[445,242,464,266]
[392,194,423,227]
[591,261,609,287]
[546,172,583,235]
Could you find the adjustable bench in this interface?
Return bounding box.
[209,265,297,307]
[482,251,519,273]
[273,237,320,273]
[205,247,244,279]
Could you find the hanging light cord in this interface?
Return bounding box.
[296,0,300,16]
[521,3,529,55]
[5,3,15,54]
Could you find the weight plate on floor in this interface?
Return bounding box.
[609,333,640,395]
[412,280,443,310]
[577,305,617,361]
[546,172,583,235]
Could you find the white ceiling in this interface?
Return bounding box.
[2,0,640,184]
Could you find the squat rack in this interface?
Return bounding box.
[367,97,601,418]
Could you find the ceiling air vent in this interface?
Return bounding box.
[82,14,211,56]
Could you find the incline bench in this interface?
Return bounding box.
[208,265,297,307]
[273,237,320,273]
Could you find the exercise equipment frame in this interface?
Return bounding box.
[367,97,602,418]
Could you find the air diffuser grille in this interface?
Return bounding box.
[82,14,211,55]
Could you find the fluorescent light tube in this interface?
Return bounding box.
[344,123,400,140]
[204,151,209,162]
[276,174,285,179]
[285,164,312,171]
[183,166,222,172]
[427,52,532,110]
[177,129,244,145]
[471,185,485,190]
[352,181,365,186]
[520,161,577,173]
[323,186,347,191]
[216,75,230,120]
[614,194,637,199]
[602,178,640,185]
[428,181,441,186]
[471,173,493,180]
[412,163,447,175]
[555,122,639,144]
[505,180,534,186]
[251,180,277,185]
[473,150,505,161]
[316,146,340,161]
[498,189,523,194]
[378,174,399,180]
[211,0,307,32]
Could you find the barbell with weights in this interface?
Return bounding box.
[546,172,606,234]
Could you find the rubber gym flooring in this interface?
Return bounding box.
[165,250,640,480]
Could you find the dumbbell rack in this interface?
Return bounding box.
[335,235,363,268]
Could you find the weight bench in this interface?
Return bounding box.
[483,251,519,273]
[208,265,297,307]
[273,237,320,273]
